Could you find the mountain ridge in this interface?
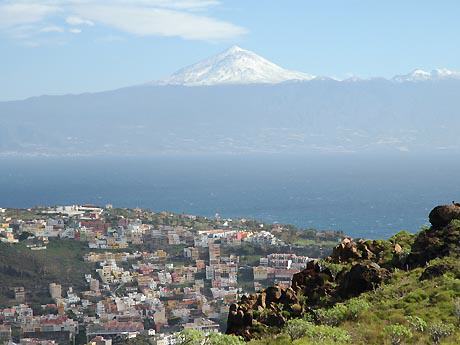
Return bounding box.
[149,46,460,86]
[2,78,460,155]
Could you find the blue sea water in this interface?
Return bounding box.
[0,154,458,239]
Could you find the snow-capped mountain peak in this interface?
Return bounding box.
[151,47,460,85]
[157,46,315,86]
[393,68,460,82]
[431,68,460,79]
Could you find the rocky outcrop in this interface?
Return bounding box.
[338,262,390,297]
[428,203,460,228]
[329,237,403,269]
[226,285,301,340]
[329,238,363,262]
[226,260,389,339]
[330,205,460,270]
[291,260,334,305]
[408,213,460,267]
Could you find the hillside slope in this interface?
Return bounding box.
[0,240,94,307]
[2,80,460,155]
[227,204,460,344]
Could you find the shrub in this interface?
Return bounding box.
[389,231,415,249]
[176,330,245,345]
[454,298,460,321]
[284,319,350,343]
[206,333,245,345]
[345,298,370,319]
[428,322,455,344]
[315,304,348,326]
[384,324,412,345]
[175,329,204,345]
[284,318,310,341]
[319,260,347,277]
[303,324,351,343]
[406,315,427,333]
[315,298,370,326]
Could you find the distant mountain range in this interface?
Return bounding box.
[1,46,460,156]
[151,46,460,85]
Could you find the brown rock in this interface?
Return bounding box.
[265,286,282,304]
[330,238,362,263]
[419,264,452,281]
[357,240,375,260]
[429,204,460,228]
[408,210,460,267]
[257,292,266,309]
[338,262,390,297]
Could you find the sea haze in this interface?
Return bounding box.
[0,153,458,239]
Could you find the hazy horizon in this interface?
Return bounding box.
[1,153,457,239]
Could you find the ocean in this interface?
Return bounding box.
[0,153,458,239]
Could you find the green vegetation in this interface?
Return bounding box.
[242,253,460,344]
[231,219,460,345]
[384,324,412,345]
[175,329,245,345]
[314,298,370,326]
[0,239,95,307]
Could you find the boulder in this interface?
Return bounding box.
[329,238,362,262]
[226,305,254,339]
[291,260,334,305]
[265,286,282,305]
[357,240,375,260]
[419,264,452,281]
[257,292,266,309]
[280,287,297,305]
[263,311,286,327]
[429,203,460,228]
[407,217,460,267]
[338,262,390,297]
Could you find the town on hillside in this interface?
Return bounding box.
[0,205,343,345]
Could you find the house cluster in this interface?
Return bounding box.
[252,253,312,290]
[0,205,319,345]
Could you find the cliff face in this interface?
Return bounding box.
[226,204,460,340]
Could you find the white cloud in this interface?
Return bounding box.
[66,15,94,26]
[0,1,246,41]
[74,5,246,40]
[40,25,64,33]
[69,28,82,34]
[0,2,58,28]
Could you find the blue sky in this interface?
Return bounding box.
[1,0,460,100]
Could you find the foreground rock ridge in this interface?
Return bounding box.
[226,204,460,340]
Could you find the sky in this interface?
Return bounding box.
[1,0,460,101]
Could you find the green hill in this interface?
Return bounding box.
[226,205,460,345]
[0,240,94,307]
